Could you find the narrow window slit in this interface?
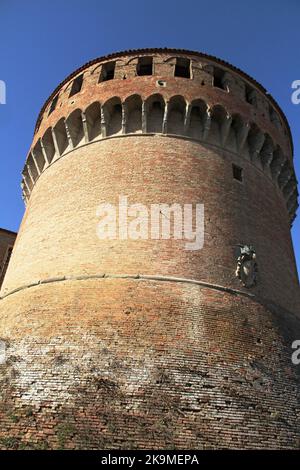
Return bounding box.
[48,94,59,115]
[232,164,243,182]
[69,74,83,97]
[174,58,191,78]
[137,57,153,76]
[99,62,116,82]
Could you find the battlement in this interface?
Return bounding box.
[21,50,298,225]
[32,49,292,144]
[22,92,298,225]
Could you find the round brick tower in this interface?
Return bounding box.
[0,49,299,449]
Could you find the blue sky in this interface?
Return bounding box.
[0,0,299,273]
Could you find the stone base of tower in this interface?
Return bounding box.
[0,278,299,450]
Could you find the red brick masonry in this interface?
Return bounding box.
[0,49,299,449]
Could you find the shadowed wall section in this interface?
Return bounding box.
[0,229,17,290]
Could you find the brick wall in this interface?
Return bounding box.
[4,136,299,313]
[0,280,299,449]
[0,50,299,449]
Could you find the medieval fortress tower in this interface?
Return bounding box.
[0,48,299,449]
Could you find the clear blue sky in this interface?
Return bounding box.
[0,0,299,273]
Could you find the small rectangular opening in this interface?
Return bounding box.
[99,62,116,82]
[213,67,226,90]
[269,104,280,126]
[232,164,243,182]
[69,74,83,97]
[245,84,256,105]
[48,94,59,115]
[137,57,153,76]
[174,58,191,78]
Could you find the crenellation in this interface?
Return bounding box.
[64,118,74,149]
[50,127,60,157]
[21,174,31,195]
[113,59,127,80]
[224,73,245,100]
[199,62,214,82]
[270,146,285,180]
[162,99,168,134]
[283,177,297,201]
[255,92,270,117]
[287,187,299,208]
[246,124,264,162]
[269,104,282,129]
[220,113,232,146]
[23,91,298,225]
[145,94,165,133]
[260,134,274,169]
[42,128,55,163]
[244,83,257,107]
[32,50,291,148]
[53,119,68,156]
[81,111,89,144]
[278,162,292,189]
[190,61,213,86]
[141,100,147,133]
[26,161,36,186]
[21,181,30,205]
[66,109,85,147]
[30,151,41,177]
[33,140,47,172]
[233,116,249,152]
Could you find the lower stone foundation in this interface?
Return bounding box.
[0,278,299,449]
